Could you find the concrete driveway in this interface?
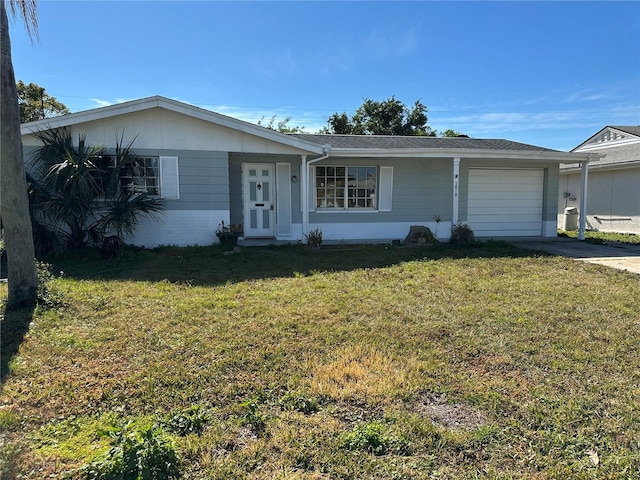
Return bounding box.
[512,238,640,275]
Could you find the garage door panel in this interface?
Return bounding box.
[473,214,542,223]
[467,168,544,237]
[472,227,545,237]
[469,184,544,194]
[469,195,542,209]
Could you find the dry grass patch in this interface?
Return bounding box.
[309,344,420,403]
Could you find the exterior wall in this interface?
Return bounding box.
[558,167,640,234]
[229,155,560,241]
[307,221,452,242]
[133,149,229,212]
[309,157,452,228]
[124,209,228,247]
[25,141,231,247]
[228,156,453,241]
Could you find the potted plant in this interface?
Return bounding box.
[216,221,241,246]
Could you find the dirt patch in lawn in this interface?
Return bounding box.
[413,394,488,431]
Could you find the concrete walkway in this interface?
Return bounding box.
[512,238,640,275]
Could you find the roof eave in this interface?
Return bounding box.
[326,147,602,163]
[561,159,640,173]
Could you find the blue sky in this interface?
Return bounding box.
[10,0,640,150]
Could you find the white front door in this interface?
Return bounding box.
[243,164,275,237]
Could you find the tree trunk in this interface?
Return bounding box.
[1,1,38,306]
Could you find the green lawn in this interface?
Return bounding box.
[1,243,639,479]
[558,230,640,245]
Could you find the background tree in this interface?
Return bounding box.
[27,129,165,256]
[1,0,38,306]
[257,115,305,133]
[323,96,435,136]
[440,129,467,138]
[17,80,70,122]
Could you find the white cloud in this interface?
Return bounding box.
[363,24,421,58]
[563,88,617,103]
[89,97,134,108]
[250,49,298,79]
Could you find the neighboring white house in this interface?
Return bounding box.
[22,96,596,247]
[559,126,640,235]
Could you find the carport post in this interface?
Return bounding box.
[578,157,590,240]
[452,157,460,225]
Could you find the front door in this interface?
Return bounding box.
[243,164,275,237]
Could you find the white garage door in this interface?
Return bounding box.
[467,168,544,237]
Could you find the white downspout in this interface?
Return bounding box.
[578,156,590,240]
[301,155,308,236]
[301,145,331,240]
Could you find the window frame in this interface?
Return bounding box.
[120,155,160,196]
[314,165,379,211]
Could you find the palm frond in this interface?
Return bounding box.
[6,0,38,40]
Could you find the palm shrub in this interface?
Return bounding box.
[27,129,164,255]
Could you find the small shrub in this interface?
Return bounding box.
[79,423,180,479]
[278,391,319,414]
[36,261,65,309]
[162,404,210,436]
[304,228,323,248]
[343,421,411,456]
[0,410,22,432]
[449,222,475,245]
[432,214,442,237]
[237,399,268,435]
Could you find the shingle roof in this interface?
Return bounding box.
[609,126,640,137]
[290,133,557,152]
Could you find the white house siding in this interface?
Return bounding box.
[308,221,453,242]
[559,167,640,234]
[124,209,229,247]
[22,108,314,156]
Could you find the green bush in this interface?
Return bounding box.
[79,423,180,479]
[449,222,476,245]
[343,421,411,456]
[278,391,319,414]
[236,399,268,435]
[36,261,65,309]
[304,228,323,248]
[162,405,210,436]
